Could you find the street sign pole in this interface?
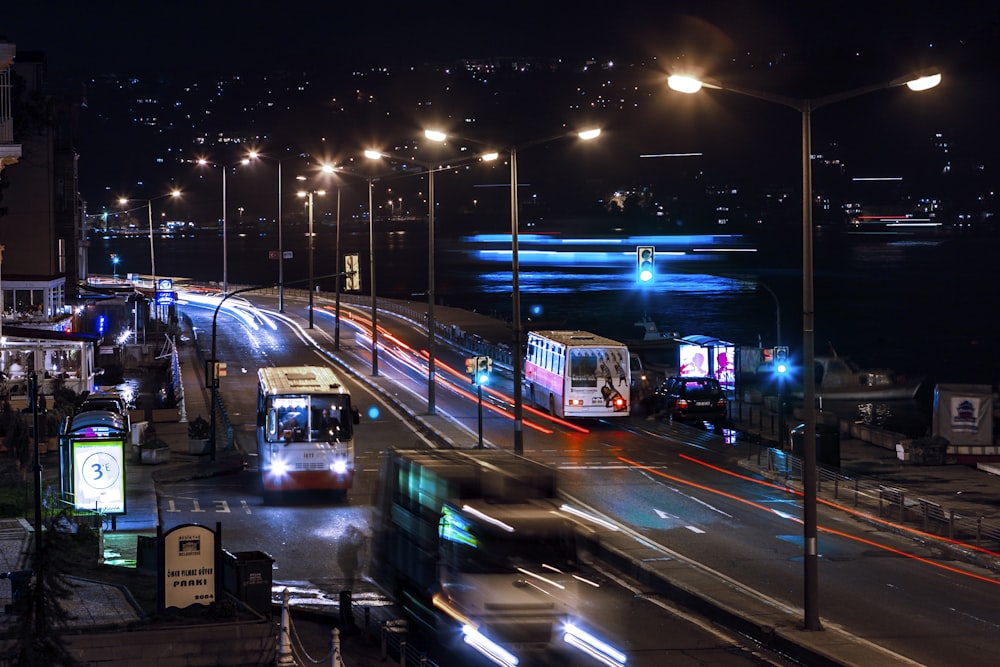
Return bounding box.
[477,380,484,449]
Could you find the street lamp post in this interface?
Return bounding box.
[321,164,368,354]
[119,190,180,313]
[424,129,599,454]
[668,70,940,631]
[248,151,285,312]
[197,158,249,295]
[365,144,501,413]
[363,148,441,412]
[368,174,377,376]
[295,188,325,328]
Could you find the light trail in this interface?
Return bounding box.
[619,455,1000,587]
[676,452,1000,562]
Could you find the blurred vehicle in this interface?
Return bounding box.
[646,375,728,422]
[373,448,617,666]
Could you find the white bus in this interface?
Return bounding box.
[523,330,631,418]
[256,365,359,500]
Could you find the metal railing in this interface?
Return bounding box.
[755,446,1000,557]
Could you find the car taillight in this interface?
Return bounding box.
[676,399,689,409]
[717,398,727,408]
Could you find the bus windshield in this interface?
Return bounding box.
[267,394,353,443]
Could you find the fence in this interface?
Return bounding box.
[756,446,1000,554]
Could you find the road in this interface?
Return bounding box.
[172,292,1000,667]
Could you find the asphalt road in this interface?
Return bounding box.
[175,293,1000,667]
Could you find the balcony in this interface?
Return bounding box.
[1,41,22,168]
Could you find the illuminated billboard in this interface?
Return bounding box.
[72,439,126,514]
[679,342,735,390]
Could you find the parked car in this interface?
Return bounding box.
[79,391,128,415]
[645,376,728,422]
[78,391,131,431]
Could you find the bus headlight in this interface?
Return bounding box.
[270,458,289,478]
[331,459,348,475]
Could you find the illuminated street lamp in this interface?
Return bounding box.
[247,151,286,312]
[668,69,940,631]
[425,128,601,455]
[118,190,181,291]
[363,146,492,414]
[197,157,250,294]
[295,185,325,328]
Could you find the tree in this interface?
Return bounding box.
[2,510,88,667]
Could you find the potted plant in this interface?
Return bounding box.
[139,423,171,465]
[187,415,211,455]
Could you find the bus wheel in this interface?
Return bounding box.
[549,394,557,416]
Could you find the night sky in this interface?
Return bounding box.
[5,2,996,82]
[5,1,999,219]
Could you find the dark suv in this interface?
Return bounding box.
[646,376,728,422]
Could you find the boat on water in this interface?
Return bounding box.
[811,354,924,401]
[627,317,679,382]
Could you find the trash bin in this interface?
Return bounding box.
[222,550,274,617]
[790,423,841,468]
[136,535,158,572]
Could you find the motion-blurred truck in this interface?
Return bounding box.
[373,448,606,665]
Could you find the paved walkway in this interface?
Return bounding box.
[2,296,999,666]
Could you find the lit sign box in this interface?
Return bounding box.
[679,343,735,390]
[72,439,126,514]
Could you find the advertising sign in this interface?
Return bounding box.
[72,439,126,514]
[162,523,217,609]
[933,383,994,446]
[679,343,735,389]
[155,277,175,306]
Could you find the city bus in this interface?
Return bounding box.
[256,365,359,500]
[523,330,631,418]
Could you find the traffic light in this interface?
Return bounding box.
[774,346,789,375]
[465,358,476,375]
[476,356,492,385]
[636,246,655,283]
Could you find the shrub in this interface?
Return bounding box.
[187,415,211,440]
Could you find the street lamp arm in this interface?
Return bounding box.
[676,70,941,113]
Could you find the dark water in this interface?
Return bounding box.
[90,224,999,402]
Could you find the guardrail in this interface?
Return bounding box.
[755,446,1000,558]
[227,284,515,371]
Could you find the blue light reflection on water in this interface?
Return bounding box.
[90,229,1000,389]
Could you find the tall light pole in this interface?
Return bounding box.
[366,144,497,413]
[317,164,370,354]
[364,147,438,412]
[118,189,180,291]
[295,187,325,328]
[368,172,377,376]
[427,128,600,455]
[668,70,941,631]
[248,151,285,312]
[197,158,249,294]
